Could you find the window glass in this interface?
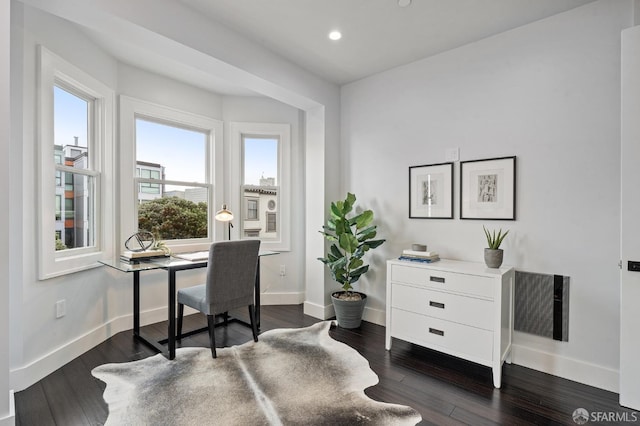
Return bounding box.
[135,118,209,241]
[53,85,94,251]
[246,198,258,220]
[242,137,278,240]
[136,118,206,182]
[58,173,95,249]
[243,137,277,185]
[54,86,89,169]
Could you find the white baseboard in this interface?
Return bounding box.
[362,306,385,326]
[511,344,619,392]
[0,391,15,426]
[260,291,305,305]
[303,300,334,320]
[10,307,166,392]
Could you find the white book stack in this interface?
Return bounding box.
[120,249,169,262]
[398,249,440,263]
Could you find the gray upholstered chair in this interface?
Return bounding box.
[176,239,260,358]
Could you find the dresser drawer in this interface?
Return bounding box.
[390,308,493,363]
[391,283,494,331]
[390,264,494,299]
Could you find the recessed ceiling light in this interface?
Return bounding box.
[328,31,342,41]
[398,0,411,7]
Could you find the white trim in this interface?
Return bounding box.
[229,122,291,251]
[9,306,167,392]
[303,300,334,320]
[37,46,115,280]
[510,343,618,392]
[260,291,305,305]
[119,96,223,252]
[0,391,14,426]
[362,306,385,326]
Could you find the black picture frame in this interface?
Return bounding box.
[460,156,516,220]
[409,162,454,219]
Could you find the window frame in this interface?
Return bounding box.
[119,96,223,252]
[37,46,114,279]
[230,122,291,251]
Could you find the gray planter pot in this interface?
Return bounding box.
[331,291,367,329]
[484,248,504,268]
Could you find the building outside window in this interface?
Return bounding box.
[246,198,259,220]
[266,212,277,233]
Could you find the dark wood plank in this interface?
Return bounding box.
[39,368,91,425]
[14,383,55,426]
[13,305,635,426]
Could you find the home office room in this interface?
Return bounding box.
[3,0,640,424]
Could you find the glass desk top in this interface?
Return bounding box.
[99,250,279,273]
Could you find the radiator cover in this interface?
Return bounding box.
[514,271,569,341]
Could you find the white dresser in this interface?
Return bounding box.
[385,258,514,388]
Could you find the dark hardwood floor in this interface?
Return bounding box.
[15,305,635,425]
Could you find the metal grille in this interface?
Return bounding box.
[514,271,569,341]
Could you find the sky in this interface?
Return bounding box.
[54,86,279,188]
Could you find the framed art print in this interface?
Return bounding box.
[460,156,516,220]
[409,162,453,219]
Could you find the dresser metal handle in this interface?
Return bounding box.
[429,328,444,336]
[429,276,445,283]
[429,301,445,309]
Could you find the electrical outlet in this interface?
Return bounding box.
[279,265,286,276]
[56,300,66,318]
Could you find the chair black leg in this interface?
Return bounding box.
[177,303,184,341]
[248,305,259,342]
[207,314,217,358]
[223,311,229,325]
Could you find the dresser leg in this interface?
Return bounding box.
[492,366,502,388]
[385,334,392,350]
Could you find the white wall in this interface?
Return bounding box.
[11,4,135,390]
[222,96,306,304]
[10,1,340,391]
[341,0,631,392]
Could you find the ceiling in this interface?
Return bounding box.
[176,0,596,85]
[76,0,596,95]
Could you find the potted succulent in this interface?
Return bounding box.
[318,193,385,328]
[483,225,509,268]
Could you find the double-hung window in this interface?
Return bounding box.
[230,122,290,251]
[37,46,114,279]
[119,97,222,251]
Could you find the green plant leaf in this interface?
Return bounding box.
[330,244,343,259]
[358,229,377,242]
[339,233,359,254]
[348,265,369,283]
[349,258,364,269]
[355,210,373,229]
[365,239,386,250]
[334,217,347,235]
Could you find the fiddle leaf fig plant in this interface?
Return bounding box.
[483,225,509,250]
[318,193,385,295]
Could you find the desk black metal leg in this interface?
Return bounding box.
[133,271,140,336]
[256,258,261,330]
[168,269,176,360]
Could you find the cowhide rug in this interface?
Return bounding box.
[92,321,422,425]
